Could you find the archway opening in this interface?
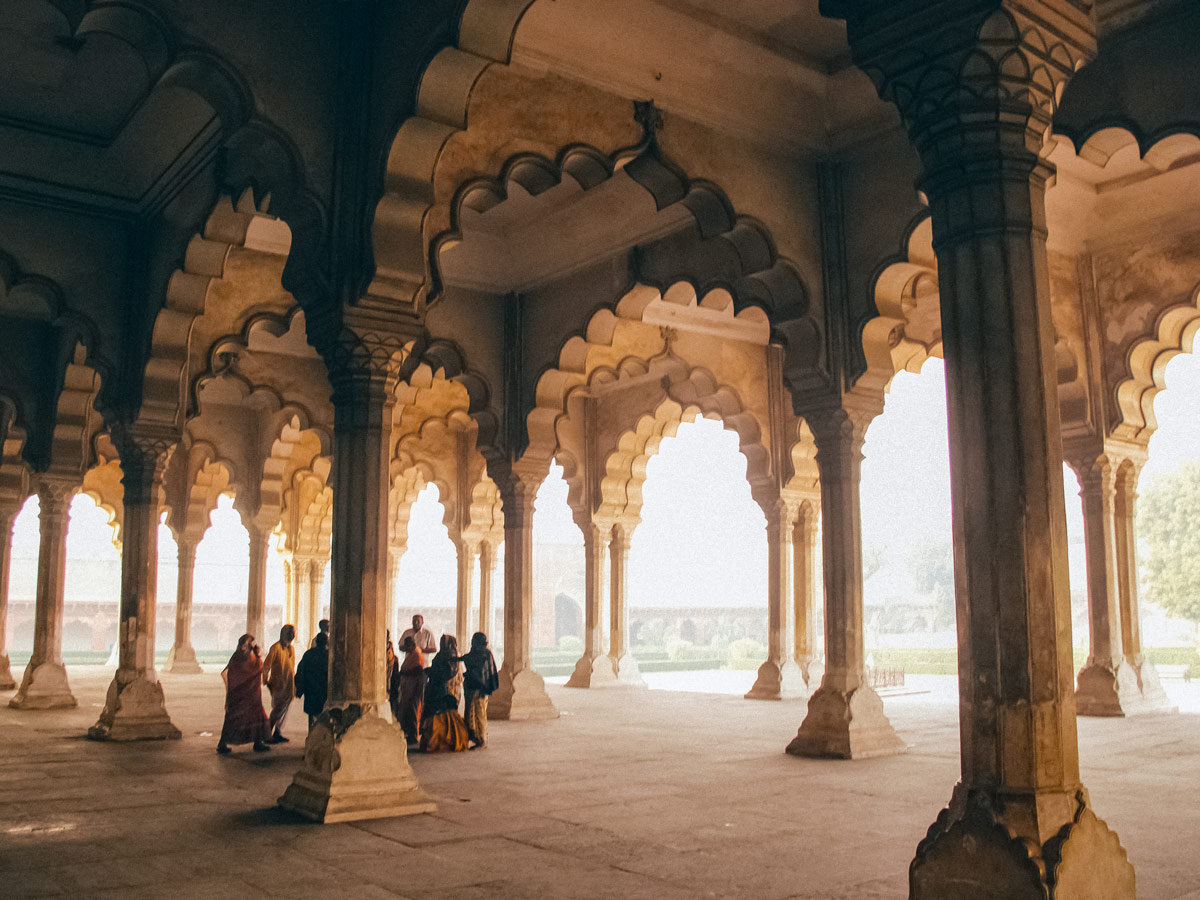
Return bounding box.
[532,460,584,671]
[626,416,767,693]
[193,493,249,655]
[394,482,457,642]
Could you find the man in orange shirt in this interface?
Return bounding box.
[262,624,296,743]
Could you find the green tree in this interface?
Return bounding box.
[1139,460,1200,631]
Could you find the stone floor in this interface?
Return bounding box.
[2,668,1199,900]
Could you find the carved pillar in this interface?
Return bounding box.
[279,344,431,822]
[607,521,643,685]
[566,521,615,688]
[89,432,179,739]
[1114,461,1172,711]
[478,539,496,638]
[748,497,806,700]
[164,538,203,675]
[282,556,297,632]
[787,405,902,756]
[11,476,77,709]
[385,546,401,640]
[454,539,477,644]
[1067,451,1141,716]
[793,500,823,688]
[306,558,325,647]
[825,4,1135,894]
[0,501,21,691]
[246,524,269,643]
[489,465,558,720]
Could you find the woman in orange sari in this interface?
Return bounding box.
[420,634,469,753]
[217,634,270,755]
[397,635,426,745]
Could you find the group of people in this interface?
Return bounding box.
[215,613,498,757]
[387,614,501,752]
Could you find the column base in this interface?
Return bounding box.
[278,708,435,824]
[88,671,181,741]
[745,658,809,700]
[1075,657,1171,717]
[565,652,617,688]
[0,653,15,690]
[488,666,559,720]
[911,786,1136,900]
[608,651,646,687]
[1131,657,1177,714]
[164,644,204,675]
[9,660,76,709]
[786,683,906,759]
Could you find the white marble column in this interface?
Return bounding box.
[606,521,643,686]
[793,500,823,689]
[566,520,615,687]
[306,557,325,646]
[164,538,203,674]
[478,539,496,638]
[279,348,431,822]
[11,477,77,709]
[489,466,558,719]
[454,539,477,645]
[0,501,21,691]
[1069,452,1142,716]
[748,497,806,700]
[89,432,179,739]
[246,524,268,644]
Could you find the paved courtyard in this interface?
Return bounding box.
[2,668,1198,900]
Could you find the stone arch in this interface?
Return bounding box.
[79,449,124,547]
[1114,280,1200,441]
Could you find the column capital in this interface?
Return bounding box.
[496,459,549,523]
[804,400,878,463]
[112,423,175,506]
[320,313,425,405]
[176,537,198,567]
[35,474,77,522]
[826,2,1096,179]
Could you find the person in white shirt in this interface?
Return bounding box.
[400,614,438,656]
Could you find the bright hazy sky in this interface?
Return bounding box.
[10,350,1200,635]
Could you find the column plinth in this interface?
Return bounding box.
[788,407,903,756]
[279,350,431,821]
[0,503,22,691]
[90,433,179,739]
[164,539,203,675]
[489,467,558,718]
[11,478,77,709]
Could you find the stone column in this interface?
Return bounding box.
[164,538,203,674]
[282,556,297,631]
[1113,462,1172,711]
[246,524,268,644]
[11,477,77,709]
[279,346,432,822]
[748,497,806,700]
[787,406,902,756]
[793,500,823,689]
[385,546,401,640]
[824,4,1135,894]
[478,539,496,638]
[89,432,180,739]
[1068,452,1141,716]
[306,558,325,646]
[454,539,477,645]
[489,466,558,719]
[566,521,615,687]
[0,501,21,691]
[607,521,643,686]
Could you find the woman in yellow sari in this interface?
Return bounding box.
[420,634,469,752]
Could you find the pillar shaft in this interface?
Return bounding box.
[279,350,432,822]
[306,558,324,647]
[386,547,400,640]
[478,540,495,638]
[793,502,822,686]
[607,522,643,685]
[11,477,76,709]
[455,540,477,644]
[566,521,614,688]
[787,406,902,756]
[1114,466,1143,663]
[748,498,805,699]
[0,503,18,690]
[165,538,202,674]
[489,467,557,719]
[89,432,179,739]
[246,525,268,643]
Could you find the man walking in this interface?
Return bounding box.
[263,624,296,743]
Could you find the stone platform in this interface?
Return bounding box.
[2,668,1199,900]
